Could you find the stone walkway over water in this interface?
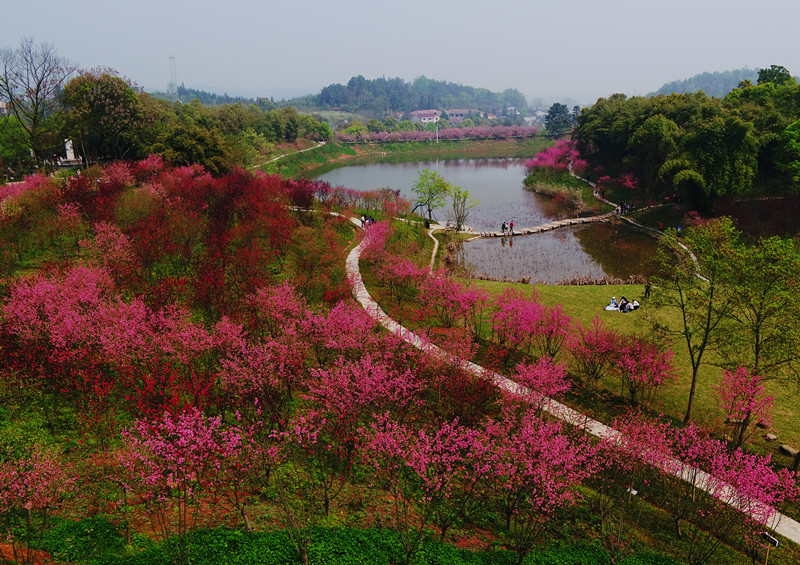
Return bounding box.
[470,210,618,239]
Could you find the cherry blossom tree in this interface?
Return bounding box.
[714,366,774,449]
[115,408,259,564]
[613,335,677,406]
[568,316,620,389]
[361,414,495,564]
[0,445,74,565]
[489,407,595,565]
[506,358,571,413]
[608,412,798,565]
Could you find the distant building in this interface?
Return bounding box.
[0,101,9,117]
[447,108,489,122]
[409,110,441,124]
[446,109,470,122]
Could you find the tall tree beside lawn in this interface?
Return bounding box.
[723,235,800,382]
[648,217,739,423]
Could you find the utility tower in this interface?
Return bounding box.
[167,55,178,98]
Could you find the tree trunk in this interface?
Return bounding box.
[683,369,700,424]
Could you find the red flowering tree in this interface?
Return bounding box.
[489,406,595,565]
[0,445,74,565]
[613,335,676,406]
[568,316,621,389]
[608,412,798,565]
[362,414,495,564]
[714,366,774,449]
[506,358,571,413]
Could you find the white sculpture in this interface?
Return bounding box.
[64,139,76,161]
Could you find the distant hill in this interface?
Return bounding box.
[290,75,528,119]
[649,68,757,98]
[149,84,278,110]
[147,77,527,120]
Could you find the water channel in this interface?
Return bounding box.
[316,158,658,284]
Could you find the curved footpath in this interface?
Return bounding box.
[345,216,800,546]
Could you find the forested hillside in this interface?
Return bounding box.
[574,65,800,213]
[649,68,758,98]
[308,75,527,118]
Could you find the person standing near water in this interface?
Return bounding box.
[510,220,514,234]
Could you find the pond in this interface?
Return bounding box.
[316,158,658,284]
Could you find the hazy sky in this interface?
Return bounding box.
[3,0,799,106]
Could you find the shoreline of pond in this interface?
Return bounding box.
[294,138,552,179]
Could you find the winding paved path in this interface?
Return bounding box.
[345,216,800,547]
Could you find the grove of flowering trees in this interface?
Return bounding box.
[335,124,540,144]
[0,157,797,564]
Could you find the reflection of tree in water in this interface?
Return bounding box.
[442,240,473,277]
[449,223,657,284]
[439,158,527,171]
[573,222,659,280]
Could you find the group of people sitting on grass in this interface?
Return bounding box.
[605,295,639,312]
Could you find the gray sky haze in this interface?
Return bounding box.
[3,0,799,106]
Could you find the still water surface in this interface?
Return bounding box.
[316,158,657,284]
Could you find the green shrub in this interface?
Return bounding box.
[89,527,678,565]
[40,517,125,564]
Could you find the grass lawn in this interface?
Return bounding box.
[466,279,800,468]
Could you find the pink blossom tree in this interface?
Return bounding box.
[489,406,595,565]
[79,221,137,282]
[608,411,798,565]
[0,445,74,565]
[419,269,470,328]
[115,408,260,564]
[714,366,774,449]
[361,414,495,564]
[506,357,571,413]
[302,355,425,516]
[613,335,676,406]
[490,287,540,365]
[302,299,383,366]
[568,316,621,389]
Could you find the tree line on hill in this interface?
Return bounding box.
[167,83,279,110]
[573,65,800,212]
[299,74,528,119]
[648,68,760,98]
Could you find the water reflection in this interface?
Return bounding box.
[457,223,658,285]
[316,159,657,283]
[317,158,565,232]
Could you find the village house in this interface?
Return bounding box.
[408,109,441,124]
